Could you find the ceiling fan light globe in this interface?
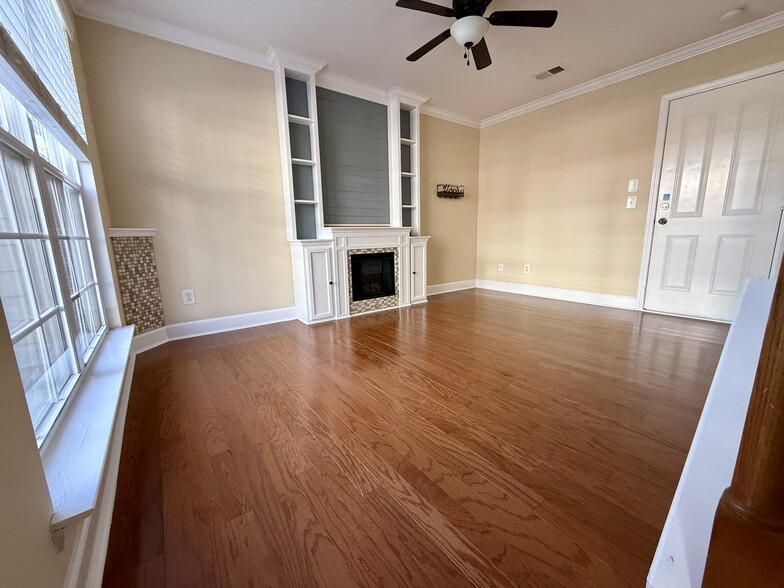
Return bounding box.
[450,15,489,48]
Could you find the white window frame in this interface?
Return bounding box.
[0,108,106,444]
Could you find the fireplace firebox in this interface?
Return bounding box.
[350,252,396,302]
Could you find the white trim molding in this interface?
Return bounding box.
[74,2,784,130]
[647,279,775,588]
[482,10,784,128]
[427,279,477,296]
[316,71,389,105]
[267,47,325,76]
[421,105,481,129]
[131,306,297,354]
[387,86,429,107]
[41,326,136,530]
[476,279,638,310]
[75,2,274,70]
[107,227,157,238]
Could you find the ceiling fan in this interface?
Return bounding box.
[395,0,558,70]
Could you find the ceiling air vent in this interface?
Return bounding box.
[535,65,566,80]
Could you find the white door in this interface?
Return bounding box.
[306,246,335,322]
[410,240,427,303]
[645,71,784,321]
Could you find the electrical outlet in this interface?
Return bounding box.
[627,196,637,209]
[498,263,504,272]
[182,289,196,305]
[523,264,531,274]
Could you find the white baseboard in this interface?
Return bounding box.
[129,326,168,354]
[427,279,477,296]
[475,279,638,310]
[130,306,297,354]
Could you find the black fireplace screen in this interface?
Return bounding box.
[351,252,395,302]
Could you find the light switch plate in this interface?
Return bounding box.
[628,179,639,193]
[627,196,637,209]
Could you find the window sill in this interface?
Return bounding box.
[39,325,135,530]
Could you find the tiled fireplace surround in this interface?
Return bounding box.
[347,247,400,315]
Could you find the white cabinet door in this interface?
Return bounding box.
[410,240,427,303]
[306,246,335,321]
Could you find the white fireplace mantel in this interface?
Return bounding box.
[289,227,429,325]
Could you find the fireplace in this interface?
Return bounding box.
[346,248,400,315]
[351,252,396,302]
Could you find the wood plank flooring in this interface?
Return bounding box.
[102,289,728,587]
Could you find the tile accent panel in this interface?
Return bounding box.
[348,247,400,315]
[110,236,165,334]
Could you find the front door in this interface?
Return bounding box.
[644,71,784,321]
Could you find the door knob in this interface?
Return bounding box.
[658,218,668,225]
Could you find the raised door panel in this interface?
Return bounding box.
[410,242,426,303]
[307,247,335,322]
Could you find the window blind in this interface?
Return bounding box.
[0,0,85,139]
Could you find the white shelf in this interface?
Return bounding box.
[294,199,317,205]
[400,137,415,146]
[291,158,316,166]
[401,171,415,178]
[288,114,313,126]
[402,204,416,208]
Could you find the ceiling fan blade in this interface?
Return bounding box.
[488,10,558,28]
[395,0,455,18]
[406,29,452,61]
[472,37,492,70]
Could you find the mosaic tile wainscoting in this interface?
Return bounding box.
[109,230,165,334]
[347,247,400,315]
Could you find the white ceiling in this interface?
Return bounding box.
[75,0,784,121]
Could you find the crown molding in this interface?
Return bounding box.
[316,71,388,104]
[74,1,274,69]
[387,86,429,107]
[421,104,481,129]
[74,2,784,131]
[481,10,784,128]
[267,47,325,75]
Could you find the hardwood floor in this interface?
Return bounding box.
[102,289,728,587]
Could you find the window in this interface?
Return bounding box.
[0,84,104,444]
[0,0,86,138]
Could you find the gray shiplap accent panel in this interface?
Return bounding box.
[317,87,390,225]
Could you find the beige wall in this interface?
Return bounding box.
[77,18,293,325]
[420,115,480,286]
[477,27,784,296]
[0,301,76,587]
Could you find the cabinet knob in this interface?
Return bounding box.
[412,271,417,274]
[329,281,334,285]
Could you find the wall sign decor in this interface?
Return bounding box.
[437,184,465,199]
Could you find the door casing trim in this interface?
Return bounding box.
[636,60,784,314]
